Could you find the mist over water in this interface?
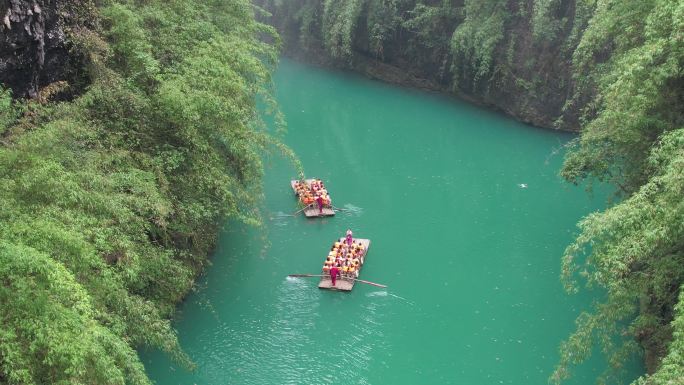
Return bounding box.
[141,58,640,384]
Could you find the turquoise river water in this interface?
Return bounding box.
[141,59,641,384]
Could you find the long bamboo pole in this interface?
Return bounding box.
[288,274,387,288]
[292,203,314,215]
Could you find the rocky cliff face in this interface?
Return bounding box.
[256,0,587,131]
[1,0,84,99]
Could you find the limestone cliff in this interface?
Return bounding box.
[255,0,589,131]
[0,0,88,99]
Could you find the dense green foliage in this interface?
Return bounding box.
[450,0,507,87]
[322,0,366,59]
[556,128,684,384]
[561,0,684,192]
[0,0,282,383]
[556,1,684,383]
[255,0,684,383]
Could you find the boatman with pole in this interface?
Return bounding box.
[315,194,324,214]
[329,264,340,286]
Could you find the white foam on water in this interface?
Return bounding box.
[388,292,415,305]
[366,291,415,305]
[339,203,363,216]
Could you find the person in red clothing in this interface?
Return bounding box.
[329,264,340,286]
[345,229,353,246]
[315,194,324,214]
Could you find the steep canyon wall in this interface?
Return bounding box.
[256,0,592,131]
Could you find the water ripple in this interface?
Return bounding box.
[338,203,363,217]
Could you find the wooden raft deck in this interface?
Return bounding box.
[290,179,335,217]
[318,238,371,292]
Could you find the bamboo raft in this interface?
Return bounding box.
[319,238,371,291]
[290,179,335,217]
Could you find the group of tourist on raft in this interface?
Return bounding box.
[293,179,331,214]
[323,229,364,286]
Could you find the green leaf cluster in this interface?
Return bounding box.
[450,0,508,87]
[402,1,461,50]
[322,0,368,59]
[562,0,684,193]
[555,128,684,384]
[0,87,20,136]
[531,0,563,42]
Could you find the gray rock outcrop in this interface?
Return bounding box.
[1,0,77,99]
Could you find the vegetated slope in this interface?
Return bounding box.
[255,1,684,384]
[554,2,683,383]
[0,0,282,384]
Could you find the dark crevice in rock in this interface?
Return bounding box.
[0,0,87,100]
